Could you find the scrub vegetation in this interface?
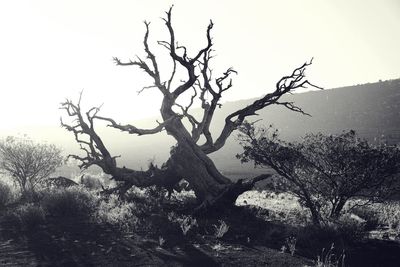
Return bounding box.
[1,7,399,267]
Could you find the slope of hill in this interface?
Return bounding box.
[3,79,399,179]
[209,79,400,174]
[96,78,400,178]
[220,79,400,142]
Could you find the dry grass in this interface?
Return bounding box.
[236,190,310,225]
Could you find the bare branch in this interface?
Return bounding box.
[143,21,160,82]
[161,7,214,99]
[113,22,168,96]
[94,115,176,136]
[60,95,183,195]
[191,20,214,63]
[174,87,201,135]
[200,59,321,154]
[167,55,176,91]
[137,84,158,95]
[216,67,237,93]
[275,101,311,116]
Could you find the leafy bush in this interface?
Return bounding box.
[0,136,63,195]
[42,186,97,218]
[0,181,14,208]
[238,125,400,226]
[95,194,139,232]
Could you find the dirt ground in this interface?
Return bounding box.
[0,216,312,266]
[1,204,400,267]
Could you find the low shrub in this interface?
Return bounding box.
[95,194,139,232]
[351,201,400,230]
[0,181,14,208]
[42,186,98,218]
[297,224,343,259]
[297,215,365,259]
[351,206,380,230]
[375,202,400,229]
[19,204,46,230]
[264,223,290,245]
[4,203,46,231]
[335,213,366,242]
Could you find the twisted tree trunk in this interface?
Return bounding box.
[60,7,319,211]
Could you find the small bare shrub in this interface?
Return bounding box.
[158,236,166,247]
[315,243,345,267]
[214,220,229,239]
[285,235,297,256]
[180,216,197,235]
[167,213,198,236]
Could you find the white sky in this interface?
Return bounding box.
[0,0,399,130]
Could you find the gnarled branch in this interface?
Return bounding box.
[94,115,177,136]
[113,21,168,96]
[60,96,182,194]
[200,59,322,154]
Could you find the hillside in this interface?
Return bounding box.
[3,79,400,179]
[106,78,400,176]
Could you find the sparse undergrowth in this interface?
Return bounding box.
[1,184,400,266]
[42,186,98,218]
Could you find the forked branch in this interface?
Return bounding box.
[60,96,182,194]
[200,59,322,154]
[113,21,168,96]
[60,98,116,171]
[94,115,176,136]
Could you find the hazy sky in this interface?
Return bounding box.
[0,0,399,130]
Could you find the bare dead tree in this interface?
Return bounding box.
[60,7,321,211]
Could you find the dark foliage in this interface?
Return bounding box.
[237,124,400,225]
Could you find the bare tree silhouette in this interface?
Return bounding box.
[60,7,320,211]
